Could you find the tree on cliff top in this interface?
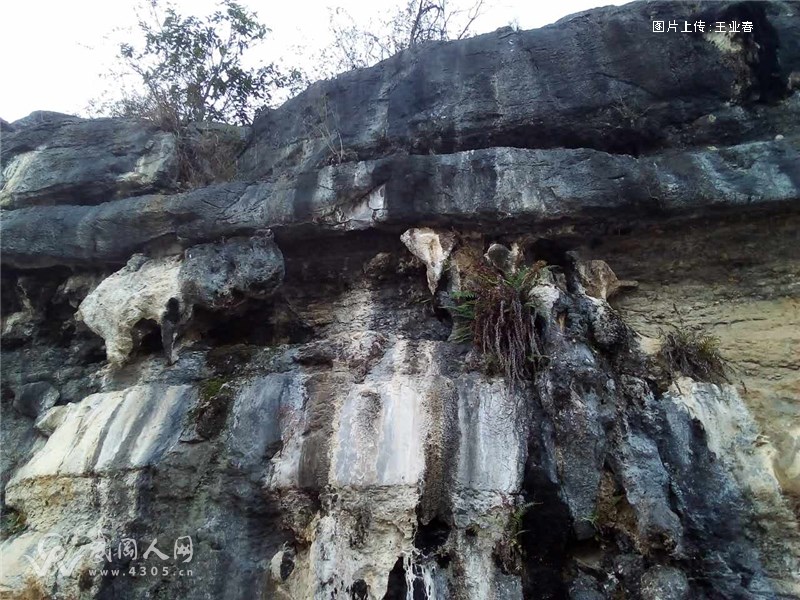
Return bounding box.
[108,0,299,127]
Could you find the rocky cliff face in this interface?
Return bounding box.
[1,1,799,599]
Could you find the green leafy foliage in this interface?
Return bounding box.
[194,377,234,439]
[451,261,546,385]
[113,0,300,126]
[200,377,227,403]
[509,501,536,536]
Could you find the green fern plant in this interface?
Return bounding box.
[450,262,546,385]
[509,501,537,537]
[494,500,538,575]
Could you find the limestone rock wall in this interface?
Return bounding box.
[0,112,178,209]
[593,212,800,508]
[2,1,800,599]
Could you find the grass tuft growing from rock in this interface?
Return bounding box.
[193,377,235,439]
[657,316,730,385]
[200,377,228,403]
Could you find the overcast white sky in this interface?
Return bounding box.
[1,0,630,122]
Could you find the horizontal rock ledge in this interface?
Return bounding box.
[0,114,179,209]
[1,138,798,269]
[238,0,799,179]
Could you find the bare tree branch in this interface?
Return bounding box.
[317,0,489,78]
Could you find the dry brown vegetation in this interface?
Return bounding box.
[657,310,730,385]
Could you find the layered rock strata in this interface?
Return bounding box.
[2,1,799,599]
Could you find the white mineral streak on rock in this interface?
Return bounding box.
[333,341,429,487]
[235,372,308,488]
[341,162,387,227]
[117,132,176,186]
[403,553,438,600]
[260,329,528,599]
[451,377,527,600]
[367,184,388,221]
[454,379,527,494]
[76,254,182,365]
[1,119,178,210]
[266,339,431,599]
[1,385,194,598]
[8,385,192,486]
[668,379,789,502]
[34,405,70,436]
[331,185,386,229]
[0,151,43,207]
[667,378,800,597]
[400,228,456,295]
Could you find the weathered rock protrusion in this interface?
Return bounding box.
[575,259,638,301]
[2,1,800,598]
[76,234,284,365]
[400,228,456,295]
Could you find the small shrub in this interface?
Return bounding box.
[451,261,546,385]
[95,0,303,188]
[107,90,244,189]
[657,312,730,385]
[176,123,243,187]
[303,94,356,166]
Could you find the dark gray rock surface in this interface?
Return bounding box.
[2,1,799,268]
[1,115,178,209]
[12,381,59,419]
[239,0,799,178]
[3,138,799,268]
[180,233,285,309]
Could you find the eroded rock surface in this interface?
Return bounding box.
[400,228,456,294]
[75,234,284,365]
[1,113,178,209]
[594,212,800,513]
[2,1,800,599]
